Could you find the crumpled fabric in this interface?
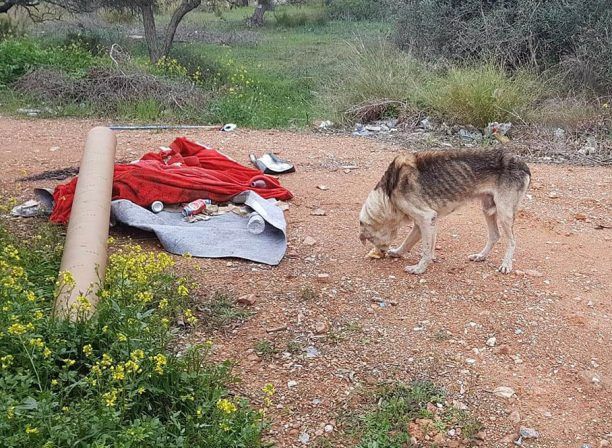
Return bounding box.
[50,137,293,224]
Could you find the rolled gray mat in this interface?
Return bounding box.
[247,212,266,235]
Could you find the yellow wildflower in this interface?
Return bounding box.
[82,344,93,357]
[6,406,15,419]
[8,322,34,335]
[137,387,145,395]
[177,284,189,297]
[158,298,169,310]
[42,347,52,359]
[25,425,39,434]
[216,398,237,414]
[51,379,59,386]
[130,349,145,361]
[63,358,76,367]
[152,354,167,375]
[117,333,127,342]
[112,364,125,381]
[262,383,276,396]
[102,389,117,407]
[29,338,45,349]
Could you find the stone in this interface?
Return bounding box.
[311,208,326,216]
[317,185,329,191]
[316,273,331,283]
[493,386,515,398]
[303,236,316,246]
[305,346,320,358]
[575,213,588,221]
[266,324,288,333]
[509,410,521,423]
[314,321,329,334]
[324,424,334,433]
[519,427,539,439]
[548,191,560,199]
[298,432,310,444]
[524,269,543,277]
[486,336,497,347]
[236,294,256,306]
[288,380,298,388]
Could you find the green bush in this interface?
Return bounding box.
[0,38,99,86]
[274,9,328,27]
[423,63,543,128]
[394,0,612,93]
[0,223,266,447]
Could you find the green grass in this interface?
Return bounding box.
[200,291,252,329]
[350,381,482,448]
[0,220,265,447]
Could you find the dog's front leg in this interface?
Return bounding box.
[388,225,421,258]
[405,212,437,274]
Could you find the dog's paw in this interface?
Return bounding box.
[469,253,487,262]
[405,264,427,275]
[497,263,512,274]
[387,247,403,258]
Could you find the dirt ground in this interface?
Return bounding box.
[1,117,611,448]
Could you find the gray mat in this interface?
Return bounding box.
[110,191,287,265]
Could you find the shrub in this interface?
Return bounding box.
[0,38,98,86]
[0,223,266,447]
[423,63,543,128]
[394,0,612,93]
[320,39,426,124]
[274,9,328,27]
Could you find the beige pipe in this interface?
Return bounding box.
[54,127,117,320]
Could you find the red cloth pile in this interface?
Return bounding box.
[50,137,293,224]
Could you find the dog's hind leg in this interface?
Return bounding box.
[469,195,500,262]
[387,225,421,258]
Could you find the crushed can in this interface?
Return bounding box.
[182,199,212,217]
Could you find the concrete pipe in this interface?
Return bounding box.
[54,127,117,320]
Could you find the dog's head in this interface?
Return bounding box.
[359,189,402,252]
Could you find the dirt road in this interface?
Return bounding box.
[1,117,610,447]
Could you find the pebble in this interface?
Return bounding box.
[524,269,543,277]
[314,321,329,334]
[298,432,310,444]
[600,440,610,447]
[493,386,515,398]
[266,324,288,333]
[305,346,320,358]
[311,208,326,216]
[509,410,521,423]
[316,273,331,283]
[303,236,317,246]
[324,424,334,433]
[548,191,560,198]
[575,212,588,221]
[519,427,540,439]
[486,336,497,347]
[288,380,298,388]
[236,294,256,306]
[317,185,329,190]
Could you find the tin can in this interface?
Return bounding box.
[182,199,212,217]
[151,201,164,213]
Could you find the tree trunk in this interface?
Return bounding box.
[248,1,271,27]
[140,0,201,64]
[140,3,161,63]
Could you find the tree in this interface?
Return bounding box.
[247,0,272,26]
[5,1,202,63]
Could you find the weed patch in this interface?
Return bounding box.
[0,222,264,447]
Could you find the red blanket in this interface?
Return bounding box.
[50,137,293,224]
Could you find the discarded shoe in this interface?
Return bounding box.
[249,153,295,175]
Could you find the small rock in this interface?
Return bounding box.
[324,424,333,433]
[600,440,610,447]
[303,236,316,246]
[448,428,456,437]
[288,380,298,388]
[247,353,260,362]
[493,386,515,398]
[314,321,329,334]
[305,346,320,358]
[316,273,331,283]
[298,432,310,444]
[575,212,588,221]
[236,294,256,306]
[519,427,539,439]
[486,336,497,347]
[317,185,329,191]
[524,269,543,277]
[50,146,60,152]
[582,444,593,448]
[311,208,326,216]
[548,191,560,199]
[466,358,476,365]
[509,410,521,423]
[266,324,288,333]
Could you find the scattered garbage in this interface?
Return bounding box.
[419,117,434,131]
[457,128,483,142]
[222,123,237,132]
[579,136,597,155]
[553,128,566,140]
[10,188,54,217]
[182,199,211,217]
[17,108,42,117]
[249,153,295,174]
[352,119,398,136]
[318,120,333,129]
[246,212,266,235]
[150,201,164,213]
[109,124,225,131]
[484,122,512,143]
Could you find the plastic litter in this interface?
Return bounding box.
[10,188,54,217]
[246,212,266,235]
[249,153,295,175]
[222,123,237,132]
[151,201,164,213]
